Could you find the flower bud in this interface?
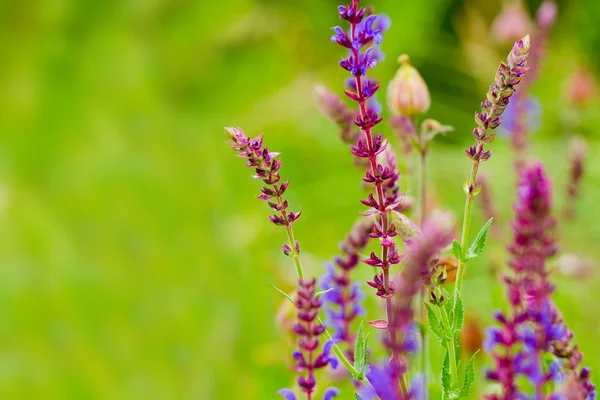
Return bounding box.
[387,54,430,116]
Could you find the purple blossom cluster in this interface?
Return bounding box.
[333,0,400,299]
[485,163,594,399]
[279,279,340,400]
[320,218,372,346]
[225,127,301,255]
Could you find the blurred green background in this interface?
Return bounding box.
[0,0,599,398]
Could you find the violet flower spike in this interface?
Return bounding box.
[485,163,595,399]
[334,0,408,370]
[319,217,373,348]
[279,279,339,400]
[225,127,304,279]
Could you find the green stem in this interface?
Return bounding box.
[453,157,481,307]
[318,316,376,393]
[440,306,459,390]
[417,116,429,386]
[284,222,303,280]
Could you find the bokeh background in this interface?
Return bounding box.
[0,0,599,398]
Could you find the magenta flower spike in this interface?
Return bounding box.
[485,163,595,399]
[332,0,408,368]
[225,127,304,279]
[278,279,339,400]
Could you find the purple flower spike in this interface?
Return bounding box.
[320,217,372,348]
[485,163,595,399]
[287,279,339,398]
[225,127,303,261]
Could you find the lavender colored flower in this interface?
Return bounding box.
[279,279,339,399]
[319,217,373,346]
[334,0,400,297]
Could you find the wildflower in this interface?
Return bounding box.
[485,163,595,399]
[333,6,407,374]
[225,127,303,276]
[279,279,339,399]
[387,55,431,116]
[320,217,373,346]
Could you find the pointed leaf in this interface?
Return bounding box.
[452,240,464,262]
[424,302,446,346]
[453,290,464,335]
[466,218,493,260]
[353,321,369,379]
[272,284,294,304]
[460,350,480,398]
[315,288,334,298]
[366,319,389,330]
[442,349,452,396]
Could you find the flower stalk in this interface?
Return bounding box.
[332,0,405,366]
[450,36,531,386]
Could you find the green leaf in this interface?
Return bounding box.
[424,302,446,347]
[355,395,364,400]
[442,349,452,396]
[465,218,493,260]
[271,284,294,304]
[353,321,369,379]
[453,290,464,335]
[315,288,334,298]
[460,350,480,398]
[452,240,464,262]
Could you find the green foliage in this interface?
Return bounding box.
[353,321,370,380]
[460,351,480,398]
[272,284,295,304]
[425,302,446,346]
[315,288,334,298]
[452,239,464,262]
[453,290,464,337]
[465,218,493,260]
